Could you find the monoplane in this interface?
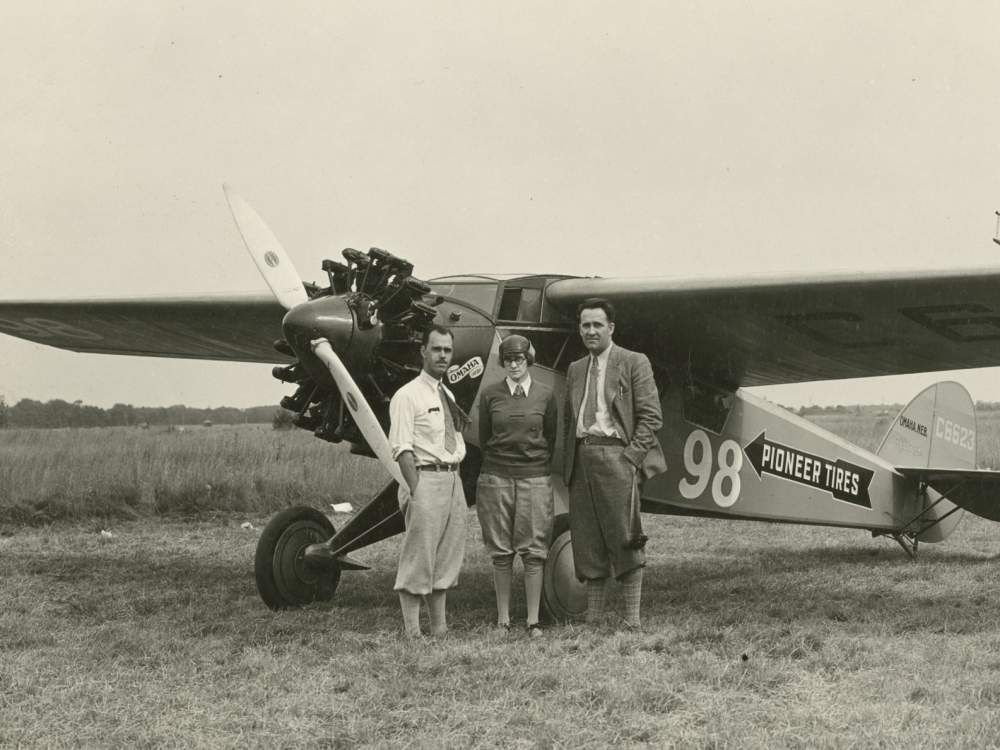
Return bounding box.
[5,186,1000,619]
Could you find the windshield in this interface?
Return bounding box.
[427,281,498,315]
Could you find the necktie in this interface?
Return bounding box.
[582,357,599,429]
[439,384,457,453]
[514,384,525,398]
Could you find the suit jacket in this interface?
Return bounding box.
[563,343,667,484]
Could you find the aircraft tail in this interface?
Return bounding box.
[876,381,976,541]
[876,381,977,471]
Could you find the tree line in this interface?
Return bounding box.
[0,396,283,429]
[3,394,999,431]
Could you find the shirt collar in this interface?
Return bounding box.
[505,375,532,395]
[591,343,614,367]
[418,369,444,390]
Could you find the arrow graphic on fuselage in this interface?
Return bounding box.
[743,431,874,509]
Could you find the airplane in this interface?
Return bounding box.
[4,185,1000,621]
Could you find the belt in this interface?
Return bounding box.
[416,463,459,472]
[578,435,625,446]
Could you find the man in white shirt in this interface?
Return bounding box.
[389,324,468,637]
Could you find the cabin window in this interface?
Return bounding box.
[498,287,542,323]
[497,328,568,369]
[529,331,566,368]
[426,281,498,315]
[555,333,587,369]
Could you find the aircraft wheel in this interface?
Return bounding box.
[541,514,587,622]
[255,506,342,610]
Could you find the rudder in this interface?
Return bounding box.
[876,381,975,542]
[876,381,977,470]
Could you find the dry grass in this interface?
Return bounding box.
[2,407,997,528]
[802,413,892,454]
[0,425,384,526]
[3,513,1000,748]
[4,414,1000,746]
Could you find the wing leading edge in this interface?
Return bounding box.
[0,293,287,363]
[545,266,1000,387]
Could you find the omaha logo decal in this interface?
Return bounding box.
[743,432,874,508]
[898,414,928,437]
[446,356,484,385]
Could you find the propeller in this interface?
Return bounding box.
[222,184,404,486]
[223,184,309,310]
[311,338,404,485]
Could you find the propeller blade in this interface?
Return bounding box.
[310,338,404,485]
[223,184,309,310]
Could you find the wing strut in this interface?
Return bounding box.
[884,478,971,557]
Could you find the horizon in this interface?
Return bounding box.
[16,393,1000,413]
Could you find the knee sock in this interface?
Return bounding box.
[492,556,514,626]
[523,557,544,626]
[620,567,643,627]
[586,578,608,623]
[426,589,448,635]
[398,591,422,637]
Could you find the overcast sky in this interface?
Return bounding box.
[2,2,999,408]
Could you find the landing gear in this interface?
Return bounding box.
[873,529,920,558]
[541,514,587,622]
[255,506,342,610]
[892,532,919,559]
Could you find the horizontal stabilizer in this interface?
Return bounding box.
[896,467,1000,522]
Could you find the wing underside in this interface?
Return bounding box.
[545,266,1000,387]
[0,293,287,363]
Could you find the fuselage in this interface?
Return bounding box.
[278,271,958,540]
[416,274,958,539]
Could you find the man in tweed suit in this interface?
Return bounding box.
[563,298,666,629]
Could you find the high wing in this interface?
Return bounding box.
[0,293,288,363]
[545,266,1000,388]
[8,266,1000,383]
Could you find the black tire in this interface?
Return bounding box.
[541,513,588,622]
[255,506,341,610]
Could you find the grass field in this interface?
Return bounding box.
[4,413,1000,747]
[0,424,384,526]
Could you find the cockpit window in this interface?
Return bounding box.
[498,287,542,322]
[426,281,499,315]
